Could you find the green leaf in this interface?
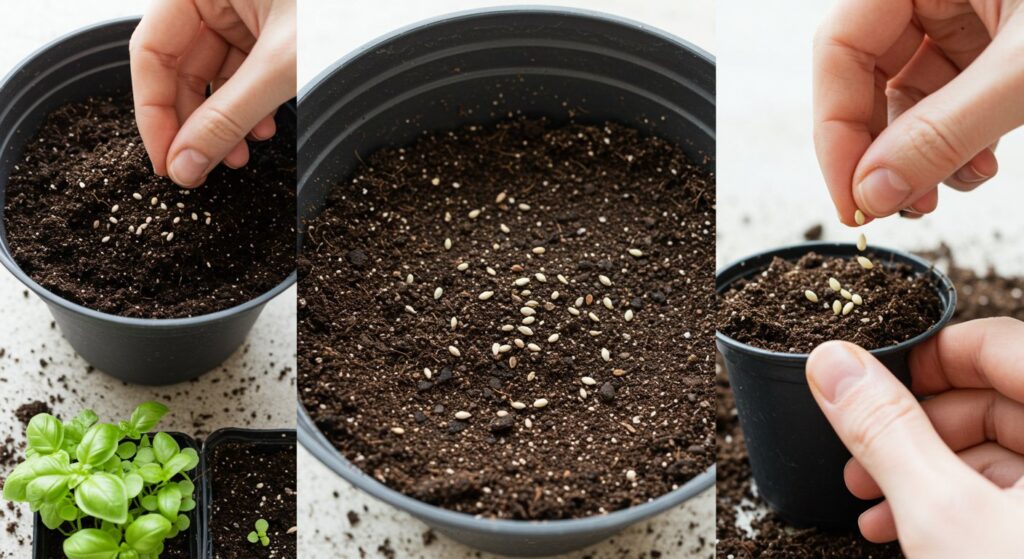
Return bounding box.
[260,535,270,547]
[175,514,190,531]
[175,478,195,497]
[255,518,269,534]
[140,495,158,512]
[138,463,163,484]
[2,452,70,501]
[75,473,128,524]
[123,473,144,499]
[39,502,64,530]
[179,497,196,512]
[161,450,197,481]
[63,528,120,559]
[156,485,181,520]
[127,403,168,437]
[76,424,121,467]
[116,441,137,460]
[247,531,259,544]
[152,433,179,465]
[124,514,171,554]
[25,474,69,504]
[60,502,80,522]
[26,414,64,455]
[134,447,155,465]
[73,410,100,430]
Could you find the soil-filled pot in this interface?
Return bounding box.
[716,242,956,528]
[32,432,203,559]
[297,7,715,556]
[201,429,296,559]
[0,18,296,385]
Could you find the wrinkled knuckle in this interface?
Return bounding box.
[196,106,247,146]
[902,112,968,170]
[844,391,918,456]
[176,72,209,95]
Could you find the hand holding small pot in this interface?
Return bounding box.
[807,317,1024,558]
[129,0,296,187]
[812,0,1024,224]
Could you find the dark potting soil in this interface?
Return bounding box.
[299,119,716,519]
[208,440,297,559]
[718,252,942,353]
[14,400,50,426]
[4,93,295,319]
[715,244,1024,558]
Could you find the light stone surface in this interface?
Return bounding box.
[0,2,296,556]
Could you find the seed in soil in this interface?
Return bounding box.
[804,290,818,303]
[857,256,874,269]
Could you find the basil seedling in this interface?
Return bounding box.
[247,518,270,547]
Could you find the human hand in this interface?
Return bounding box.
[812,0,1024,225]
[806,318,1024,558]
[129,0,296,187]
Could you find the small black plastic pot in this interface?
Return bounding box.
[200,428,296,558]
[716,242,956,528]
[32,432,203,559]
[0,18,297,385]
[297,7,714,556]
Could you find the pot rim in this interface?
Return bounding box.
[296,5,716,537]
[0,16,297,328]
[715,241,958,362]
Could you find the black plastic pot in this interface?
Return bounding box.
[297,7,714,556]
[716,242,957,528]
[0,18,297,385]
[32,432,203,559]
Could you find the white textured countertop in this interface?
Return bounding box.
[0,2,296,556]
[297,1,716,558]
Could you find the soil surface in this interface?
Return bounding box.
[4,93,295,318]
[299,119,716,519]
[715,245,1024,558]
[208,439,297,558]
[719,252,942,353]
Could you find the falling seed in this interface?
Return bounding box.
[843,301,855,315]
[852,294,863,305]
[479,291,495,300]
[457,262,469,271]
[527,343,541,352]
[568,307,580,316]
[624,309,634,322]
[854,209,866,225]
[511,401,527,410]
[603,297,613,310]
[857,256,874,270]
[533,398,549,408]
[626,470,637,482]
[500,224,511,234]
[468,209,481,219]
[547,334,559,343]
[520,307,536,316]
[132,193,142,200]
[448,346,461,357]
[805,290,819,303]
[841,289,852,300]
[514,278,530,287]
[101,236,110,243]
[857,233,867,251]
[628,248,644,257]
[444,238,452,250]
[518,326,534,336]
[601,348,611,362]
[532,247,546,255]
[391,427,405,435]
[434,287,443,300]
[833,300,842,315]
[535,273,547,283]
[455,411,472,420]
[598,275,612,286]
[588,312,601,323]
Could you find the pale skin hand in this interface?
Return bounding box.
[806,318,1024,558]
[812,0,1024,225]
[129,0,296,188]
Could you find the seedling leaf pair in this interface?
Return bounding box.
[247,518,270,547]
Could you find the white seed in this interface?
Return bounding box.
[499,344,512,353]
[424,367,433,379]
[165,232,174,241]
[624,309,634,322]
[111,205,119,213]
[522,316,536,325]
[532,247,546,255]
[841,289,852,300]
[833,300,842,315]
[486,267,496,276]
[448,346,461,357]
[589,330,602,337]
[509,356,518,368]
[479,291,495,300]
[501,324,514,332]
[575,297,585,307]
[628,248,644,257]
[518,203,531,211]
[551,291,560,300]
[525,418,533,428]
[173,217,181,224]
[109,217,118,224]
[455,411,472,420]
[588,312,601,323]
[854,209,866,225]
[101,236,111,243]
[444,211,452,222]
[580,388,588,398]
[805,290,819,303]
[511,402,527,410]
[451,317,458,330]
[492,343,501,356]
[598,275,612,286]
[861,317,871,323]
[514,339,525,348]
[547,334,559,343]
[457,262,469,271]
[444,238,452,250]
[581,377,597,386]
[535,273,547,283]
[518,326,534,336]
[404,305,417,314]
[92,220,100,229]
[527,343,541,352]
[521,307,536,316]
[495,192,507,203]
[828,277,842,292]
[857,256,874,270]
[500,224,511,234]
[431,177,441,186]
[568,307,580,316]
[175,202,185,209]
[857,233,867,251]
[852,294,863,305]
[626,470,637,482]
[514,278,530,287]
[406,274,414,284]
[497,410,509,417]
[533,398,549,408]
[843,301,855,315]
[434,287,443,299]
[528,372,537,382]
[557,274,569,285]
[132,193,143,200]
[603,297,613,310]
[150,197,158,206]
[601,348,611,362]
[191,213,198,221]
[391,427,405,435]
[468,209,481,219]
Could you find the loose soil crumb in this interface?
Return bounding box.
[209,439,297,558]
[14,401,49,426]
[4,93,295,318]
[719,252,942,353]
[299,119,716,519]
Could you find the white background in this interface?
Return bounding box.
[297,0,716,558]
[0,2,296,556]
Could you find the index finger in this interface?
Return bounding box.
[812,0,915,225]
[129,0,203,176]
[909,317,1024,402]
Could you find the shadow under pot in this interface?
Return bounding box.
[33,433,203,559]
[201,429,296,559]
[0,18,296,385]
[715,242,956,528]
[296,6,715,557]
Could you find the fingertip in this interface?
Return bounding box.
[223,141,249,169]
[249,116,276,141]
[859,501,898,543]
[844,458,882,500]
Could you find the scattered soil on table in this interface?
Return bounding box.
[4,93,295,318]
[716,244,1024,558]
[14,401,50,426]
[209,439,297,558]
[299,119,716,519]
[802,224,823,241]
[719,252,942,353]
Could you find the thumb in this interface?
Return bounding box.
[851,26,1024,217]
[806,342,977,510]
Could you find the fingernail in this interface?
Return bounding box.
[855,168,912,216]
[899,209,924,219]
[808,343,867,403]
[168,149,210,186]
[953,164,990,184]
